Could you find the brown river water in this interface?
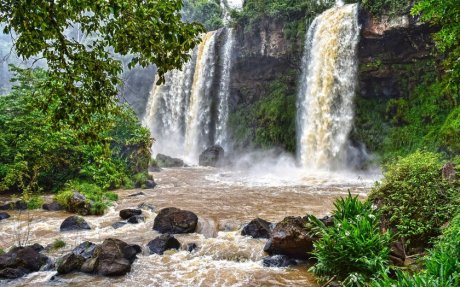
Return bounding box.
[0,166,378,287]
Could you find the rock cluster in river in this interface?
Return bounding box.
[0,245,49,279]
[153,207,198,234]
[147,234,181,255]
[199,145,225,167]
[241,218,273,239]
[60,215,91,232]
[156,154,185,168]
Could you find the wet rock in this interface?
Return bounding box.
[144,179,156,189]
[0,212,10,220]
[128,191,146,197]
[262,255,297,267]
[42,202,64,211]
[389,240,406,267]
[138,203,155,212]
[127,215,145,224]
[57,253,85,274]
[0,246,49,279]
[119,209,142,220]
[442,162,457,181]
[319,215,334,227]
[60,216,91,232]
[147,234,181,255]
[73,241,97,260]
[112,221,128,229]
[149,165,162,172]
[27,243,45,253]
[242,218,272,239]
[0,200,27,211]
[199,145,225,167]
[91,238,141,276]
[153,207,198,234]
[263,216,316,260]
[156,154,184,168]
[67,192,92,215]
[186,243,198,252]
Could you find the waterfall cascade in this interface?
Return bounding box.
[297,3,360,170]
[143,28,235,164]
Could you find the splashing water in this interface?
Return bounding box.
[297,4,360,170]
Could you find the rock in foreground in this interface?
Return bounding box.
[0,212,10,220]
[0,246,49,279]
[199,145,224,167]
[156,154,184,168]
[147,234,181,255]
[153,207,198,234]
[262,255,297,267]
[242,218,272,239]
[119,209,142,220]
[60,216,91,232]
[264,216,316,260]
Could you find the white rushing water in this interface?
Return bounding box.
[297,3,360,170]
[143,28,235,164]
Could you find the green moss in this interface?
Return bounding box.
[50,239,66,250]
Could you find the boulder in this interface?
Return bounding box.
[156,154,184,168]
[91,238,141,276]
[0,200,27,211]
[67,192,92,215]
[153,207,198,234]
[119,209,142,220]
[262,255,297,267]
[42,202,64,211]
[0,246,49,279]
[241,218,272,239]
[112,222,128,229]
[60,216,91,232]
[57,253,85,274]
[72,241,97,260]
[0,212,10,220]
[28,243,45,253]
[144,180,156,189]
[263,216,316,260]
[147,234,181,255]
[198,145,225,167]
[186,243,198,252]
[127,215,145,224]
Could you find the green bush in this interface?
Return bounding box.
[310,194,391,287]
[369,151,460,249]
[372,213,460,286]
[50,239,66,250]
[25,194,44,210]
[133,172,149,188]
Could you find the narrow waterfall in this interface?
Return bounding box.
[297,3,360,170]
[184,31,217,162]
[143,28,235,164]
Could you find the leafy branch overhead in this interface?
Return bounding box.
[0,0,204,124]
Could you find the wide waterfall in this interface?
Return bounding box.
[297,3,360,170]
[143,28,235,164]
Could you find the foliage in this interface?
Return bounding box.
[55,180,118,215]
[310,193,391,286]
[133,172,149,188]
[369,151,460,249]
[50,239,66,250]
[356,0,411,16]
[372,213,460,286]
[24,194,44,210]
[0,67,151,194]
[183,0,224,31]
[0,0,203,125]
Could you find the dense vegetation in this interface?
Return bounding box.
[183,0,224,31]
[0,67,151,212]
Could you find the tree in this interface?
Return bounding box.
[0,0,204,124]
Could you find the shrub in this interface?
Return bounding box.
[310,194,391,286]
[50,239,66,250]
[24,194,44,210]
[133,172,149,188]
[369,151,460,249]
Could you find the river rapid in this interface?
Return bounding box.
[0,166,377,287]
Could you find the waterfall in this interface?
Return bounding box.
[143,28,235,164]
[297,3,360,170]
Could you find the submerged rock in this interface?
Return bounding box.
[186,243,198,252]
[147,234,181,255]
[262,255,297,267]
[264,216,316,260]
[112,221,128,229]
[119,209,142,220]
[42,202,64,211]
[60,216,91,232]
[138,203,155,212]
[128,191,146,197]
[144,179,156,189]
[242,218,272,239]
[0,200,27,211]
[199,145,225,167]
[0,212,10,220]
[127,215,145,224]
[153,207,198,234]
[156,154,184,168]
[0,246,49,279]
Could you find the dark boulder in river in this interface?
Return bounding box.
[147,234,181,255]
[91,238,141,276]
[0,246,49,279]
[0,200,27,211]
[153,207,198,234]
[60,216,91,232]
[42,202,64,211]
[156,154,184,168]
[242,218,272,239]
[262,255,297,267]
[199,145,225,167]
[0,212,10,220]
[264,216,317,260]
[66,192,92,215]
[119,209,142,220]
[127,215,145,224]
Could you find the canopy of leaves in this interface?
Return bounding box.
[0,0,204,124]
[183,0,224,31]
